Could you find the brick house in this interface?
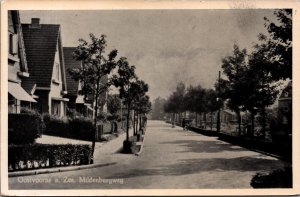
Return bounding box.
[8,10,36,113]
[21,18,68,117]
[63,47,94,117]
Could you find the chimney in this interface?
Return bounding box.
[30,18,41,28]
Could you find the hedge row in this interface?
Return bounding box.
[8,144,92,171]
[43,114,95,141]
[8,113,44,145]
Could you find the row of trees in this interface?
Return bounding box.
[151,97,167,120]
[164,82,222,130]
[217,9,292,138]
[164,9,292,139]
[69,33,151,159]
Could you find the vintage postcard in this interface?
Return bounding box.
[1,0,300,196]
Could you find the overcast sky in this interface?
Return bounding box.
[20,10,276,101]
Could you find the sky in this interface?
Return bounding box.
[20,10,276,101]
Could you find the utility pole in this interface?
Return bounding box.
[217,71,221,132]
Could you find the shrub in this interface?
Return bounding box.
[69,117,95,141]
[97,111,109,121]
[107,114,121,122]
[20,107,40,115]
[43,114,95,141]
[8,144,92,171]
[8,113,44,145]
[43,114,69,136]
[66,108,84,118]
[251,166,292,188]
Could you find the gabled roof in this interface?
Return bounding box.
[21,23,66,91]
[63,47,80,96]
[279,80,292,99]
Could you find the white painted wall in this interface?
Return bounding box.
[49,44,66,117]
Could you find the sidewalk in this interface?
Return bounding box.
[9,130,131,177]
[93,131,127,164]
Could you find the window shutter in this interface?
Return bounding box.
[12,34,18,54]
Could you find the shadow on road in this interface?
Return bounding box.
[160,140,245,153]
[106,156,285,179]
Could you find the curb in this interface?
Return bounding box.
[8,162,117,177]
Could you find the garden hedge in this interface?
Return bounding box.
[43,114,95,141]
[8,144,92,171]
[68,117,95,141]
[8,113,44,145]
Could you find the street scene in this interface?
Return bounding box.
[9,120,288,189]
[6,7,292,192]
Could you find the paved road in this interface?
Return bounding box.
[9,120,288,189]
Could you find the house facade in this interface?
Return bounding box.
[278,80,292,135]
[21,18,68,117]
[63,47,94,117]
[8,10,36,113]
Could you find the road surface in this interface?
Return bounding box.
[9,120,288,189]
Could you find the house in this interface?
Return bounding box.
[278,80,292,135]
[21,18,68,117]
[63,47,93,117]
[8,10,36,113]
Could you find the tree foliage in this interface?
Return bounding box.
[107,94,121,116]
[69,33,118,160]
[258,9,292,80]
[151,97,166,120]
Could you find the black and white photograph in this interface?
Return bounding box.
[1,0,299,196]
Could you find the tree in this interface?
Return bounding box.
[131,80,149,135]
[69,34,118,161]
[258,9,292,80]
[113,57,136,143]
[221,44,248,135]
[164,93,177,123]
[113,57,149,147]
[151,97,166,120]
[204,89,219,131]
[134,95,152,130]
[246,48,279,138]
[164,82,186,123]
[107,94,121,120]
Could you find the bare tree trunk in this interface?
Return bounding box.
[91,79,100,164]
[217,109,221,132]
[132,110,135,135]
[237,111,241,136]
[204,112,207,130]
[139,115,142,130]
[210,111,213,131]
[200,112,203,128]
[126,104,130,141]
[195,112,198,127]
[251,112,255,137]
[137,113,139,131]
[262,107,266,139]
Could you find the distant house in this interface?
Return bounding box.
[21,18,68,117]
[278,80,292,134]
[63,47,93,117]
[8,10,36,113]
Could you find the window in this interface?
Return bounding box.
[8,33,18,55]
[51,100,61,116]
[54,63,60,81]
[8,94,16,113]
[9,34,13,54]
